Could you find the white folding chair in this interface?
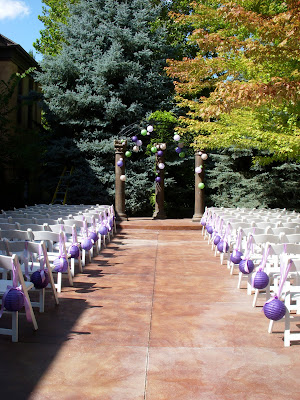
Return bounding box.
[5,240,59,312]
[0,254,38,342]
[32,231,73,293]
[268,260,300,346]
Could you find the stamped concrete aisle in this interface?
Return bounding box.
[1,220,300,400]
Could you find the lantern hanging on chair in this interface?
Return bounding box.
[98,224,108,236]
[252,245,270,289]
[263,257,291,321]
[89,230,99,243]
[31,270,49,289]
[239,259,254,274]
[252,269,269,289]
[68,244,80,259]
[53,256,69,273]
[4,288,24,311]
[81,237,94,251]
[230,249,243,264]
[263,297,286,321]
[217,240,229,253]
[213,234,221,246]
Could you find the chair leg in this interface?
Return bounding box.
[268,319,274,334]
[39,289,45,313]
[67,266,73,286]
[70,258,75,277]
[12,311,18,342]
[237,272,243,289]
[247,273,254,295]
[77,256,83,273]
[284,311,291,347]
[56,272,62,293]
[252,289,259,307]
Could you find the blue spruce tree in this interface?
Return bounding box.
[36,0,173,209]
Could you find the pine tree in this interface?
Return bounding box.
[36,0,174,210]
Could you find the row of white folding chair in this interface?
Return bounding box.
[0,254,38,342]
[0,228,74,293]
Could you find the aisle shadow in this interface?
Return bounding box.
[0,296,89,399]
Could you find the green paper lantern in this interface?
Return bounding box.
[198,182,205,189]
[125,151,132,157]
[179,152,185,158]
[141,129,147,136]
[151,146,157,153]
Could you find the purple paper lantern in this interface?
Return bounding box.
[263,297,286,321]
[217,240,229,253]
[206,225,214,235]
[213,235,221,246]
[53,256,69,273]
[108,217,114,228]
[155,176,161,183]
[252,269,269,289]
[117,160,123,167]
[30,270,49,289]
[81,238,94,251]
[239,259,254,274]
[157,150,163,157]
[68,244,80,258]
[230,249,243,264]
[4,288,24,311]
[132,135,138,142]
[175,147,182,153]
[89,231,99,243]
[200,218,206,226]
[98,225,108,236]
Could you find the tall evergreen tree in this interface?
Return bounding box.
[36,0,174,208]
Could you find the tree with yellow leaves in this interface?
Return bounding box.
[166,0,300,164]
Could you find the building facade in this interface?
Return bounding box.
[0,34,42,209]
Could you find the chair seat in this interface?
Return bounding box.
[0,279,34,294]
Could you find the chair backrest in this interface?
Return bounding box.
[5,240,50,267]
[34,218,61,225]
[0,239,9,255]
[253,233,284,246]
[281,222,300,229]
[0,223,19,230]
[7,217,35,225]
[32,230,67,255]
[270,227,298,236]
[0,253,28,289]
[16,223,47,232]
[283,234,300,244]
[0,229,34,241]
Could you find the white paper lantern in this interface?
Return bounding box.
[160,143,167,150]
[147,125,154,132]
[156,144,160,149]
[158,163,165,170]
[173,134,180,141]
[201,153,208,160]
[120,175,126,181]
[178,142,184,148]
[195,166,202,174]
[133,146,139,152]
[136,139,142,146]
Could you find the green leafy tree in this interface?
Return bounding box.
[36,0,174,210]
[33,0,79,56]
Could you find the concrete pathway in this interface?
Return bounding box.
[1,220,300,399]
